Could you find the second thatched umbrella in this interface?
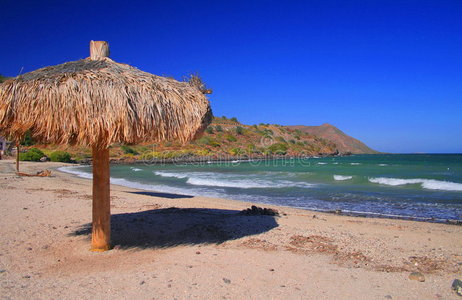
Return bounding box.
[0,41,212,251]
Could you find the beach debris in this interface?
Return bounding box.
[452,279,462,296]
[223,278,231,284]
[241,238,278,251]
[289,235,338,254]
[384,296,393,299]
[16,169,52,177]
[39,156,49,162]
[240,205,279,216]
[409,272,425,282]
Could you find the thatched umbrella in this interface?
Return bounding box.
[0,41,212,251]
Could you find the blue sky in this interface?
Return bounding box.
[1,0,461,153]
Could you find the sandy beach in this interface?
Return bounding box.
[0,159,461,299]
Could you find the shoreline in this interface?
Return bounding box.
[58,162,462,226]
[1,159,461,299]
[79,152,352,165]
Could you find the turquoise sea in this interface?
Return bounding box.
[61,154,462,222]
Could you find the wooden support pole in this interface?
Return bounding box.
[16,142,19,172]
[90,41,110,60]
[91,146,111,251]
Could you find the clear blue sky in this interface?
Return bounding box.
[1,0,461,153]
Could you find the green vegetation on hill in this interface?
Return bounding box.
[17,116,375,162]
[49,151,72,162]
[19,148,44,161]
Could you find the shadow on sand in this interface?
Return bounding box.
[127,191,195,199]
[70,207,279,249]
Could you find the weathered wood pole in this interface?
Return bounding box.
[16,142,19,172]
[90,41,111,251]
[91,146,111,251]
[90,40,110,60]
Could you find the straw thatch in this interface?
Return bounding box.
[0,57,212,149]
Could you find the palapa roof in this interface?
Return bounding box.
[0,56,212,148]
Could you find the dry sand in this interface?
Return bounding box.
[0,160,461,299]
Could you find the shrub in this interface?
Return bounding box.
[195,149,211,156]
[205,126,214,134]
[121,145,139,155]
[276,136,287,143]
[209,140,221,147]
[235,126,244,135]
[20,130,35,146]
[247,143,256,153]
[196,136,221,147]
[49,151,72,162]
[262,129,273,136]
[229,148,245,155]
[268,143,288,155]
[225,134,237,142]
[215,125,223,132]
[19,148,44,161]
[230,117,239,123]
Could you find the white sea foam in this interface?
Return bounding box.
[59,166,209,197]
[350,163,361,165]
[317,162,327,165]
[130,167,143,172]
[378,164,388,166]
[368,177,462,191]
[58,166,92,179]
[155,170,316,189]
[186,177,315,189]
[187,178,274,188]
[333,175,353,181]
[154,171,189,179]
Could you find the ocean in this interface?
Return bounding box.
[60,154,462,222]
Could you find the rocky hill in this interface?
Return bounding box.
[15,118,377,163]
[288,123,378,154]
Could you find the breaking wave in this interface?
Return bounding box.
[368,177,462,192]
[333,175,353,181]
[154,171,189,179]
[154,170,316,189]
[186,177,315,189]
